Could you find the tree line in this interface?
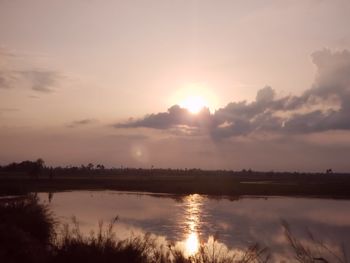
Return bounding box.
[0,159,346,179]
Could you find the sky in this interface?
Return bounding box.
[1,0,350,172]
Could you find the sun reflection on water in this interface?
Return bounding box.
[183,194,203,256]
[185,232,199,256]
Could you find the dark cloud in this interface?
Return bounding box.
[114,49,350,139]
[67,119,98,128]
[115,105,211,130]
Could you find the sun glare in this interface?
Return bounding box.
[170,82,218,114]
[181,96,207,114]
[185,232,199,256]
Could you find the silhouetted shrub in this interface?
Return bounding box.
[0,195,55,263]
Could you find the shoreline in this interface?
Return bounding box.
[1,174,350,199]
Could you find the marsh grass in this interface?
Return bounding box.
[282,220,348,263]
[51,215,270,263]
[52,216,157,263]
[185,243,270,263]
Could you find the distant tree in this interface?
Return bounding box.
[96,164,105,170]
[87,163,94,170]
[326,168,333,174]
[49,167,54,180]
[36,158,45,168]
[28,158,45,179]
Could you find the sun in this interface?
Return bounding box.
[170,82,217,114]
[180,95,207,114]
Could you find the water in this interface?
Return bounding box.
[39,191,350,261]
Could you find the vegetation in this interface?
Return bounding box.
[0,159,350,198]
[282,221,348,263]
[52,217,271,263]
[0,195,55,263]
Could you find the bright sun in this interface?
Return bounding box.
[181,95,207,114]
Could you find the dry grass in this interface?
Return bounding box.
[282,220,348,263]
[52,216,270,263]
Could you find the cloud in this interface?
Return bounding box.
[114,49,350,139]
[0,49,62,93]
[28,95,40,99]
[0,48,17,59]
[256,85,275,103]
[0,108,19,116]
[17,70,61,93]
[0,72,14,90]
[67,118,98,128]
[115,105,211,130]
[0,70,61,93]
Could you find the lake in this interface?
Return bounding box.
[39,191,350,262]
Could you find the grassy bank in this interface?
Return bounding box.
[0,173,350,198]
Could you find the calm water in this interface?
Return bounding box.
[39,191,350,261]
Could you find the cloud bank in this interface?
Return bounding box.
[115,49,350,139]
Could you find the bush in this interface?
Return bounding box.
[0,195,56,263]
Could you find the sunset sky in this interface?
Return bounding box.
[1,0,350,171]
